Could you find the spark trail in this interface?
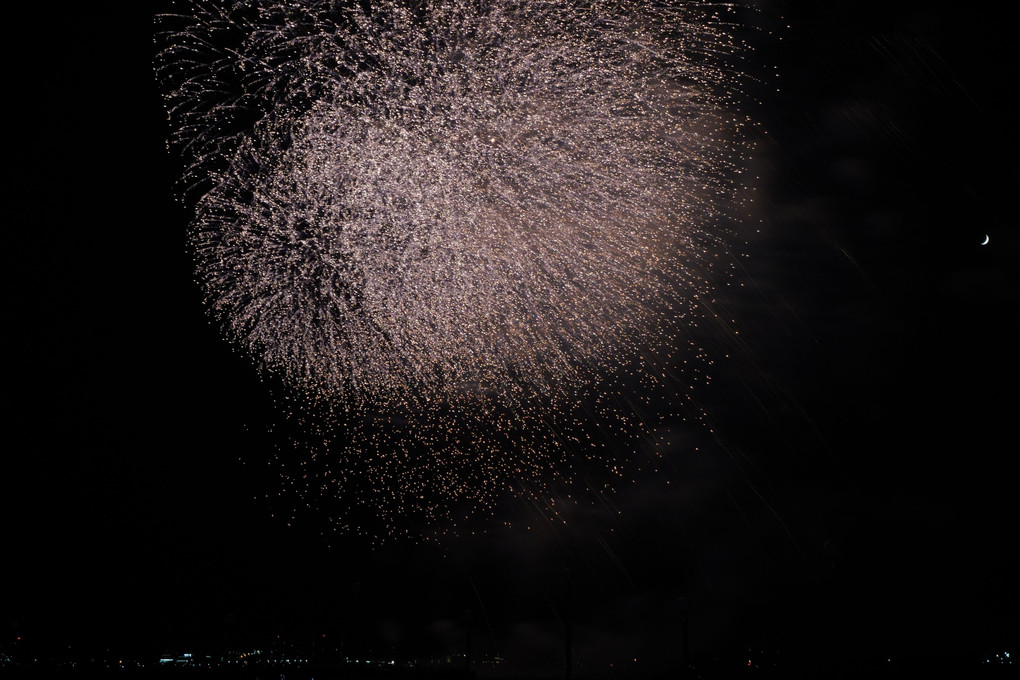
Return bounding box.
[156,0,756,540]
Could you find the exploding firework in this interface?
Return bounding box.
[156,0,756,539]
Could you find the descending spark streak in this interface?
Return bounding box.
[157,0,755,539]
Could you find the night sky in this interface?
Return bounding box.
[5,1,1017,675]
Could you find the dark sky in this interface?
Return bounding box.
[4,1,1017,675]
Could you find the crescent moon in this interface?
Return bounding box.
[981,234,990,245]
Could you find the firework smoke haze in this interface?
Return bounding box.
[156,0,755,538]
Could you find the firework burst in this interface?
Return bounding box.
[156,0,756,539]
